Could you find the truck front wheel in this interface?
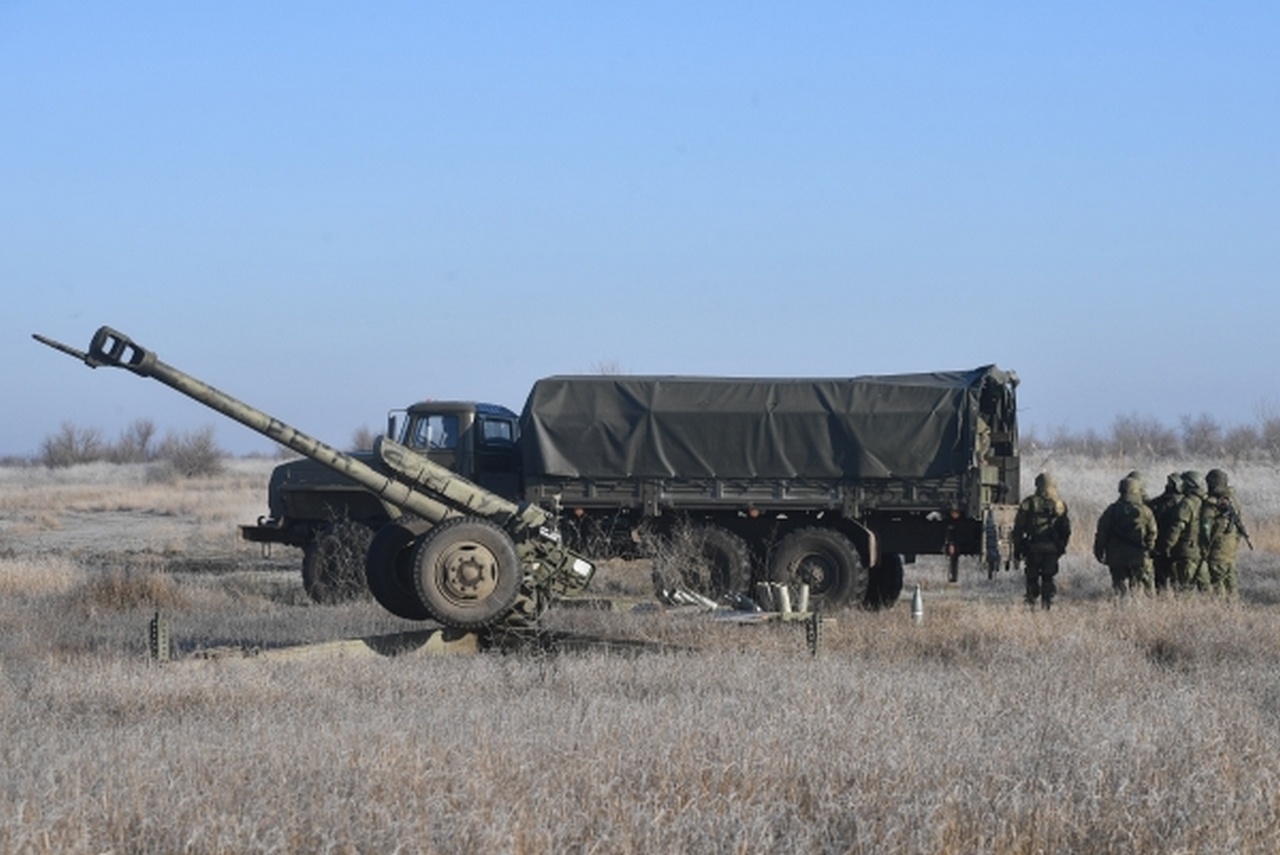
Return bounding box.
[411,517,524,629]
[301,520,374,604]
[652,524,753,603]
[767,527,867,609]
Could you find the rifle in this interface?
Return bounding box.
[1223,499,1254,551]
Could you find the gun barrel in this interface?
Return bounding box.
[375,437,549,532]
[31,333,90,363]
[36,326,460,525]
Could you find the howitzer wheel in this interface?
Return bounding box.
[366,518,433,621]
[301,520,374,604]
[411,517,523,629]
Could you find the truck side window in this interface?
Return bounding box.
[410,415,459,450]
[480,418,515,446]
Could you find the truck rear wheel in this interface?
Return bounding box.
[411,517,523,629]
[301,520,373,604]
[366,518,434,621]
[767,527,867,609]
[652,524,753,603]
[864,553,905,610]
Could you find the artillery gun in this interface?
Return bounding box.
[34,326,596,629]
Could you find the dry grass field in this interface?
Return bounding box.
[3,454,1280,853]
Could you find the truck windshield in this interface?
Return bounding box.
[480,418,515,445]
[407,414,459,450]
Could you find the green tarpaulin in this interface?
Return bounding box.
[519,367,1016,481]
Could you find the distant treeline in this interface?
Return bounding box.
[13,412,1280,472]
[0,419,377,474]
[1023,411,1280,462]
[30,419,227,479]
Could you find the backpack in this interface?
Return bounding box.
[1111,501,1147,549]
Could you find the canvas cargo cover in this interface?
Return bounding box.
[519,367,1015,481]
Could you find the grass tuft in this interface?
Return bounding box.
[75,563,189,612]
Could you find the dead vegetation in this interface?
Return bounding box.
[2,456,1280,852]
[39,419,228,476]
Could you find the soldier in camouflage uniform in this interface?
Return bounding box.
[1201,468,1246,597]
[1126,470,1150,504]
[1093,476,1158,595]
[1146,473,1182,592]
[1159,470,1207,592]
[1013,472,1071,609]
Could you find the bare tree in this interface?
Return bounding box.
[591,359,624,375]
[1255,402,1280,462]
[40,423,103,468]
[1180,412,1223,457]
[1223,424,1259,465]
[1110,414,1179,459]
[1045,424,1106,456]
[154,425,225,478]
[350,426,378,452]
[109,418,158,463]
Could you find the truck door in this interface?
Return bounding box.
[475,416,521,501]
[407,413,470,478]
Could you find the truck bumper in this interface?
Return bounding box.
[240,518,310,548]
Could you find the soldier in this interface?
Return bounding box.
[1146,473,1182,592]
[1201,468,1247,597]
[1160,471,1207,592]
[1013,472,1071,609]
[1094,476,1158,596]
[1126,470,1151,504]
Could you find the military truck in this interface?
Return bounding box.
[35,327,596,630]
[244,367,1021,612]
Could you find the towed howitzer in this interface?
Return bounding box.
[34,327,595,629]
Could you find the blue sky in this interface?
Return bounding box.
[2,2,1277,455]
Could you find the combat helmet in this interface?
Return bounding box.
[1206,468,1230,495]
[1034,472,1058,498]
[1125,470,1148,501]
[1118,476,1143,502]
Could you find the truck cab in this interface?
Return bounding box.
[391,402,522,502]
[242,401,518,557]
